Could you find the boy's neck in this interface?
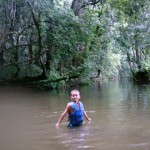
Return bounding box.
[73,100,79,103]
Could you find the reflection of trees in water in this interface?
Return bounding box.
[97,82,102,90]
[125,83,149,111]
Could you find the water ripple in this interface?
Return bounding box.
[77,146,95,149]
[61,139,85,144]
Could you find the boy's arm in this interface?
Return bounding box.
[84,110,91,121]
[55,104,69,127]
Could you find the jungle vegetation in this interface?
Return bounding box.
[0,0,149,89]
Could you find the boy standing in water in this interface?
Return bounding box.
[55,90,91,127]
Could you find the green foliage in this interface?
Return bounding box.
[0,0,149,87]
[0,66,17,79]
[19,64,42,78]
[141,56,150,71]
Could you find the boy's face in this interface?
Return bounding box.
[70,91,80,102]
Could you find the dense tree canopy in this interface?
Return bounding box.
[0,0,149,89]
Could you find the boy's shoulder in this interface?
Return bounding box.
[67,101,74,106]
[67,102,73,107]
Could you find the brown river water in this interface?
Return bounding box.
[0,80,150,150]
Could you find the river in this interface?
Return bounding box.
[0,80,150,150]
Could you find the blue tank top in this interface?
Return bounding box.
[69,101,84,126]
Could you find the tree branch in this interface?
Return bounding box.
[0,49,49,70]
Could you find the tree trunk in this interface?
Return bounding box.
[26,1,46,78]
[71,0,84,16]
[0,50,5,66]
[134,34,141,69]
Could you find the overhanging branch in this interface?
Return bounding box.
[0,49,49,70]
